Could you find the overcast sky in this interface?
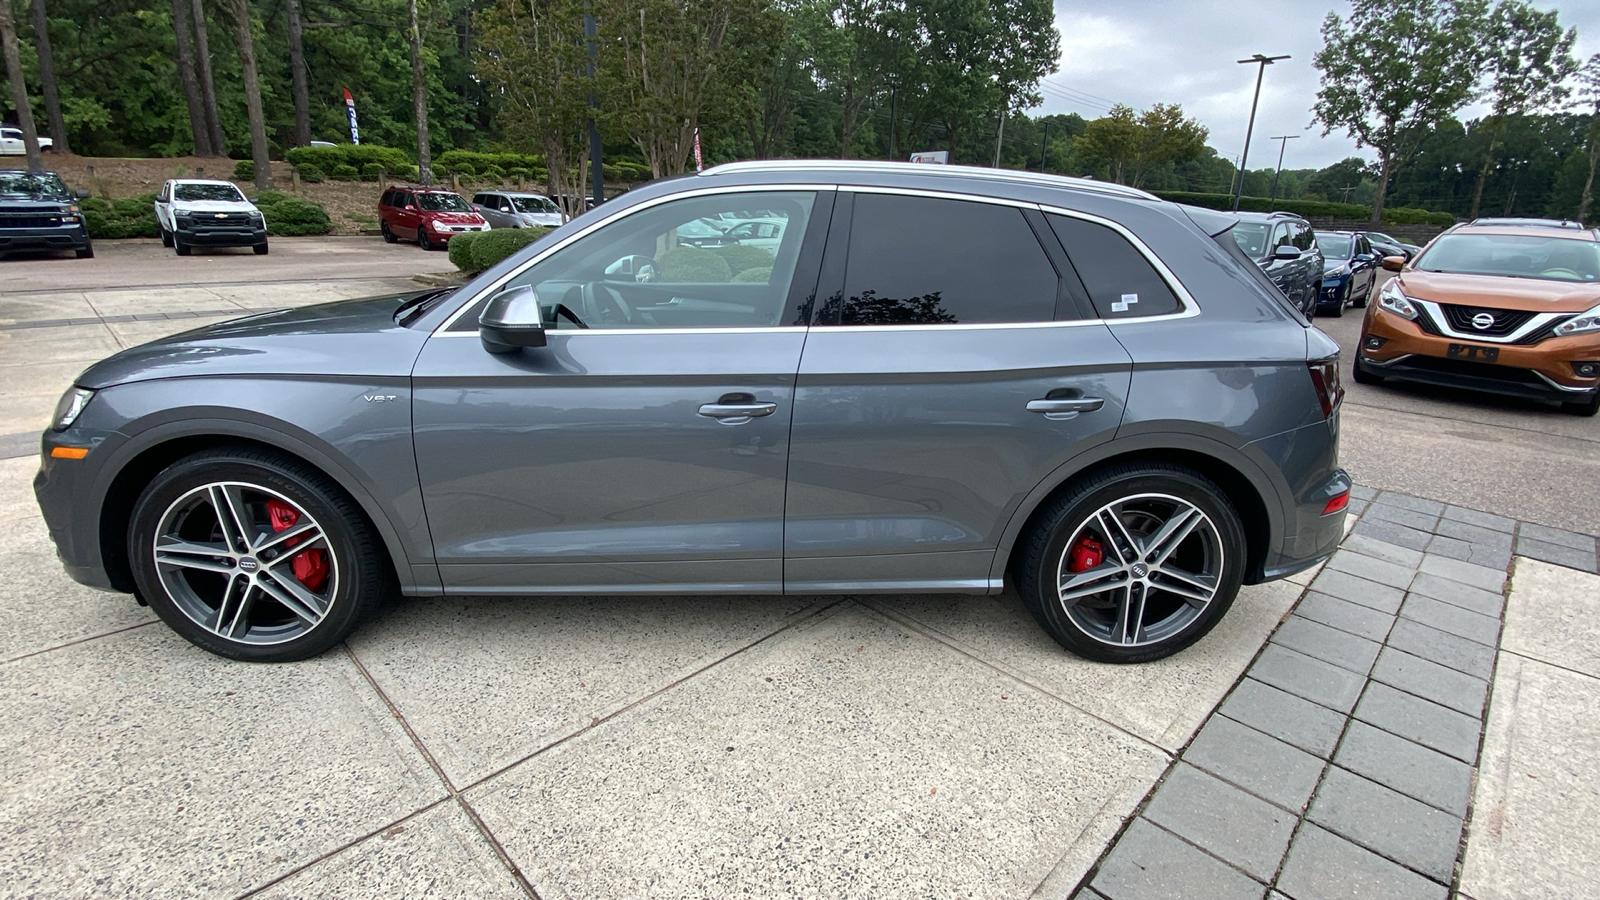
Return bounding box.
[1032,0,1600,174]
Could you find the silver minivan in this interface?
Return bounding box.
[472,191,564,229]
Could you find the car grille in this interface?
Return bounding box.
[0,211,65,228]
[193,212,254,226]
[1438,304,1535,338]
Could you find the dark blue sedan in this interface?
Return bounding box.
[1315,231,1380,317]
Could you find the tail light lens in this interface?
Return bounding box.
[1307,358,1344,418]
[1322,491,1350,516]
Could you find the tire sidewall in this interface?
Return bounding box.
[128,455,365,662]
[1024,467,1247,664]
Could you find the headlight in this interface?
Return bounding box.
[52,387,94,432]
[174,209,193,220]
[1554,304,1600,338]
[1378,280,1418,320]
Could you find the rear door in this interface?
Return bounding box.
[783,190,1133,592]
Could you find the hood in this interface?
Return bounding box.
[172,199,257,213]
[0,195,70,207]
[1322,258,1350,273]
[1397,270,1600,313]
[76,292,437,390]
[522,212,563,226]
[426,210,485,224]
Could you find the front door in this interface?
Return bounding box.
[412,188,830,593]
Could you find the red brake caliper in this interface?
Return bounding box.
[266,499,329,592]
[1067,535,1104,573]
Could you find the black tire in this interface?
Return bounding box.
[75,242,94,260]
[254,241,269,255]
[174,233,191,256]
[1326,283,1348,318]
[1015,463,1247,664]
[127,447,390,662]
[1352,357,1384,385]
[1563,391,1600,417]
[381,221,397,243]
[417,228,434,251]
[161,226,174,248]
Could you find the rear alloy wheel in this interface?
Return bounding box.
[128,449,388,661]
[1353,278,1371,308]
[1018,464,1245,663]
[381,221,397,244]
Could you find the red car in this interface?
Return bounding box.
[378,186,489,250]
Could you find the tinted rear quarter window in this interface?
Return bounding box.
[833,193,1058,325]
[1047,214,1182,319]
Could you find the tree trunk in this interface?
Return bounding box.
[408,0,432,185]
[0,1,43,172]
[1370,153,1393,226]
[192,0,226,156]
[285,0,310,147]
[1468,127,1500,221]
[169,0,211,156]
[1579,125,1599,224]
[226,0,271,191]
[839,82,855,159]
[29,0,68,153]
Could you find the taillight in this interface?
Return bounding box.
[1307,358,1343,418]
[1322,491,1350,516]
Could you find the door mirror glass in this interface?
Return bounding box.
[1272,245,1303,261]
[479,285,546,353]
[603,254,659,283]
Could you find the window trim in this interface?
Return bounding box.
[433,183,836,336]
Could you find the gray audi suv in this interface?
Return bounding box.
[35,161,1350,664]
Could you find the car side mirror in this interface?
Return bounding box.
[1272,246,1302,261]
[248,196,259,203]
[74,189,91,199]
[1380,255,1406,272]
[604,254,658,283]
[479,285,546,354]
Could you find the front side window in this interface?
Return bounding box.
[1049,214,1183,319]
[448,190,817,332]
[827,193,1058,325]
[1271,225,1294,250]
[174,183,245,203]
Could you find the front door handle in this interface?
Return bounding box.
[1027,397,1105,420]
[698,394,777,425]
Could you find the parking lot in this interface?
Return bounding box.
[1,243,1597,899]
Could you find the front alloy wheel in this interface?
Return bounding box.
[1018,465,1245,663]
[129,448,387,661]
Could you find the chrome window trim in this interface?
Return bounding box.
[433,326,810,338]
[1413,299,1567,344]
[433,183,836,335]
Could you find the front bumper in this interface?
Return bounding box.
[1318,275,1349,307]
[1359,307,1600,403]
[0,221,90,253]
[34,427,126,592]
[175,221,267,247]
[427,224,488,244]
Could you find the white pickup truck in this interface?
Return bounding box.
[153,179,269,256]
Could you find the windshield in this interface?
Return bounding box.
[1413,233,1600,283]
[1230,223,1270,257]
[0,171,69,197]
[1315,235,1353,259]
[511,195,560,214]
[174,183,245,202]
[417,192,471,212]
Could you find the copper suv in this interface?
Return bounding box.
[1355,221,1600,416]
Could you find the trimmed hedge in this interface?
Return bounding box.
[285,144,411,177]
[714,244,775,277]
[82,194,159,239]
[449,227,552,272]
[658,247,732,282]
[731,266,772,283]
[436,150,542,176]
[232,159,256,180]
[256,191,332,236]
[1151,190,1456,227]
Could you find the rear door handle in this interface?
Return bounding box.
[698,394,777,425]
[1027,397,1105,420]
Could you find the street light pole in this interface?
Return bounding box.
[1268,134,1300,210]
[1231,53,1290,211]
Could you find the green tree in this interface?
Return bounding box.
[1313,0,1489,224]
[0,0,43,171]
[1467,0,1577,218]
[1306,157,1377,202]
[1076,103,1207,188]
[1578,55,1600,223]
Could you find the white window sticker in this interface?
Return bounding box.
[1112,293,1139,313]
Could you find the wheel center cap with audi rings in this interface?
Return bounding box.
[1132,562,1150,578]
[238,557,259,573]
[1472,312,1495,330]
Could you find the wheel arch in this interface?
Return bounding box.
[94,419,431,597]
[991,435,1283,589]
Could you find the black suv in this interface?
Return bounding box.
[0,169,93,259]
[1228,211,1322,317]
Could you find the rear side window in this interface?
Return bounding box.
[1047,214,1182,319]
[833,193,1058,325]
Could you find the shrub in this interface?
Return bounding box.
[255,191,332,236]
[657,247,732,282]
[285,144,411,176]
[469,227,550,271]
[360,163,385,181]
[232,159,256,180]
[482,165,506,181]
[331,164,359,180]
[714,244,776,277]
[731,266,772,283]
[295,164,325,183]
[448,230,482,271]
[82,193,160,239]
[436,150,543,176]
[444,160,476,178]
[507,167,533,181]
[1383,207,1456,227]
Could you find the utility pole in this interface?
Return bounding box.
[585,3,602,207]
[887,86,897,160]
[1231,53,1289,211]
[993,98,1007,169]
[1039,121,1050,171]
[1267,134,1299,210]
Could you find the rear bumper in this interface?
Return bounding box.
[1243,415,1350,584]
[0,223,90,253]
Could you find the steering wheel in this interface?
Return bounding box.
[581,281,634,327]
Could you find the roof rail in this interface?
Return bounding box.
[699,159,1160,201]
